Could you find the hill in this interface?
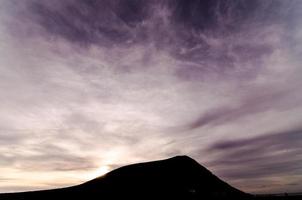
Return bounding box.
[0,155,254,200]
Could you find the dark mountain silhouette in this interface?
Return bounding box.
[0,155,253,200]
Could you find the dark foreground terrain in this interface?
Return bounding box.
[0,156,300,200]
[256,195,302,200]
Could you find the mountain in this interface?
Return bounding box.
[0,155,252,200]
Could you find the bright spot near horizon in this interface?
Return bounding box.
[90,166,111,179]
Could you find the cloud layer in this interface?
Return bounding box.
[0,0,301,194]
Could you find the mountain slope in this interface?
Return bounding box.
[0,155,252,200]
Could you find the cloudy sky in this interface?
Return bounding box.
[0,0,302,194]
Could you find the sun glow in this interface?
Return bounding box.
[89,166,110,179]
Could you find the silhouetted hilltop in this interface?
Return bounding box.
[81,155,249,199]
[0,155,252,200]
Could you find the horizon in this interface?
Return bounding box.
[1,155,302,195]
[0,0,302,194]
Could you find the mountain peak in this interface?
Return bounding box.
[169,155,195,161]
[166,155,202,166]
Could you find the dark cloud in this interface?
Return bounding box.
[188,88,293,130]
[18,1,281,62]
[169,0,286,30]
[26,0,149,46]
[207,128,302,180]
[25,0,289,44]
[5,0,290,82]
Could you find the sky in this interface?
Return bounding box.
[0,0,302,194]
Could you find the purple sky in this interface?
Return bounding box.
[0,0,302,194]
